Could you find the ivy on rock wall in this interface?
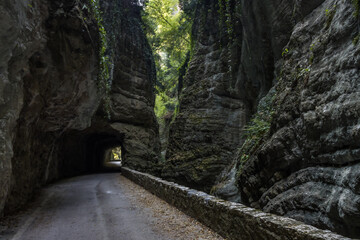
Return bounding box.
[236,89,276,175]
[78,0,113,119]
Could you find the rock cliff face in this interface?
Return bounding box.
[165,0,360,237]
[164,0,291,193]
[163,0,250,192]
[0,0,159,215]
[1,0,359,237]
[238,1,360,237]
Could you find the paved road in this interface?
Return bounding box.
[2,174,171,240]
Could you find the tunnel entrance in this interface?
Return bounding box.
[57,120,159,179]
[85,132,124,173]
[103,146,122,170]
[58,128,126,177]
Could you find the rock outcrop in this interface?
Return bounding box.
[165,0,360,238]
[237,1,360,238]
[0,0,159,215]
[163,0,249,192]
[163,0,292,193]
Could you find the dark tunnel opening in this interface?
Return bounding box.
[85,133,124,172]
[58,129,125,178]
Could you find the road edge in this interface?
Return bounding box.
[121,167,349,240]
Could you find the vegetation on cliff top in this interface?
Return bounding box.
[142,0,192,123]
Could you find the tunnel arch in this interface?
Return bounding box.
[85,132,124,171]
[55,121,160,181]
[57,127,125,178]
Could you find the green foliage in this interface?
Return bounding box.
[243,116,272,140]
[218,0,239,41]
[177,51,190,94]
[154,95,167,120]
[142,0,192,122]
[282,48,289,57]
[354,33,360,45]
[309,39,321,64]
[224,0,234,38]
[218,0,225,31]
[237,90,276,174]
[352,0,360,45]
[171,104,180,122]
[297,67,311,78]
[87,0,113,119]
[217,0,241,73]
[353,0,360,17]
[309,54,314,64]
[154,93,177,122]
[309,43,315,52]
[325,5,337,29]
[111,147,122,160]
[293,67,311,85]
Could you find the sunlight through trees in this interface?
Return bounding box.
[142,0,193,122]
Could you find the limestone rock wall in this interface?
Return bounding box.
[164,0,299,192]
[0,0,27,217]
[0,0,72,216]
[0,0,159,215]
[237,1,360,238]
[163,0,249,192]
[165,0,360,237]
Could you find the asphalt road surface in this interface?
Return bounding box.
[0,173,223,240]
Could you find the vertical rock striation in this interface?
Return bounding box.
[238,1,360,237]
[0,0,54,216]
[165,0,360,237]
[0,0,160,215]
[164,0,297,193]
[163,0,249,192]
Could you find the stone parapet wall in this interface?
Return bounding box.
[122,167,348,240]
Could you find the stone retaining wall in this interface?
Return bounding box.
[122,167,349,240]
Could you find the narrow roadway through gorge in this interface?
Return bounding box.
[0,173,223,240]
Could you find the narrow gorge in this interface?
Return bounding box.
[0,0,359,239]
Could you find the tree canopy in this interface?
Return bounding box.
[142,0,192,121]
